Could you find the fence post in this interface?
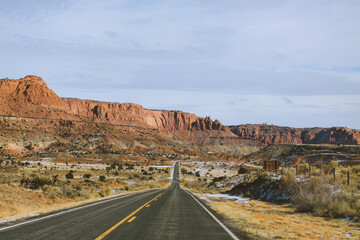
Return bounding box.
[309,165,311,177]
[347,170,350,186]
[333,167,336,181]
[296,165,298,176]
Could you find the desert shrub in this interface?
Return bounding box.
[65,171,74,180]
[325,192,358,218]
[281,172,296,186]
[291,177,332,213]
[324,161,338,175]
[350,165,360,174]
[195,171,200,177]
[83,174,91,179]
[238,166,250,174]
[99,175,106,182]
[99,187,111,197]
[297,163,309,175]
[290,176,360,219]
[62,186,82,198]
[212,176,226,182]
[21,175,53,189]
[42,185,63,199]
[148,181,160,188]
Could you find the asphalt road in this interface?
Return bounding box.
[0,163,245,240]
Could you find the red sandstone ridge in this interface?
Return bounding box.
[0,75,74,119]
[2,75,358,146]
[229,124,360,145]
[0,75,226,132]
[63,98,226,131]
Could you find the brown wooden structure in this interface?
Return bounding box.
[264,160,280,170]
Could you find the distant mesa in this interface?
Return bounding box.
[0,75,224,131]
[0,75,359,145]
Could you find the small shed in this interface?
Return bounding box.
[264,160,280,170]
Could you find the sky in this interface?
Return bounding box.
[0,0,359,129]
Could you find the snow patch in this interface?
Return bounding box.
[198,193,249,203]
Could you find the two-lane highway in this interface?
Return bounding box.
[0,162,245,240]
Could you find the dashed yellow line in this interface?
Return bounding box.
[95,193,162,240]
[127,216,136,223]
[146,204,150,207]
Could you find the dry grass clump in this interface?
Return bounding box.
[290,176,360,220]
[0,184,53,219]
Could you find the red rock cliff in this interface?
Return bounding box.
[0,75,71,118]
[63,98,226,131]
[229,124,360,145]
[0,75,226,132]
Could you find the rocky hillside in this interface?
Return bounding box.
[0,75,227,132]
[229,124,360,145]
[0,75,259,157]
[239,143,360,166]
[63,98,225,131]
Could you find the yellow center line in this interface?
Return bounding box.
[127,216,136,223]
[146,204,150,207]
[94,193,162,240]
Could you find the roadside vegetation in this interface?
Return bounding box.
[202,161,360,222]
[204,195,360,239]
[0,158,171,222]
[180,160,360,239]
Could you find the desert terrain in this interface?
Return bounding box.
[0,76,359,239]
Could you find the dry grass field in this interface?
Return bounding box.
[199,194,360,240]
[0,158,171,222]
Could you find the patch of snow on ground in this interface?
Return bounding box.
[199,196,212,202]
[148,165,172,168]
[198,193,249,203]
[169,162,175,180]
[270,175,281,180]
[0,213,40,224]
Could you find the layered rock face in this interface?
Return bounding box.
[63,98,225,131]
[229,124,360,145]
[0,75,72,119]
[2,76,358,146]
[0,76,226,132]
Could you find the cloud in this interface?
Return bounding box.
[0,0,359,128]
[282,97,293,105]
[104,31,118,39]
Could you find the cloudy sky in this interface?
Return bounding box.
[1,0,359,128]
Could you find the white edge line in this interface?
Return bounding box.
[0,189,159,232]
[185,190,239,240]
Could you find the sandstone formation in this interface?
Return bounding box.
[63,98,226,131]
[0,76,226,132]
[0,75,358,159]
[229,124,360,145]
[0,75,247,156]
